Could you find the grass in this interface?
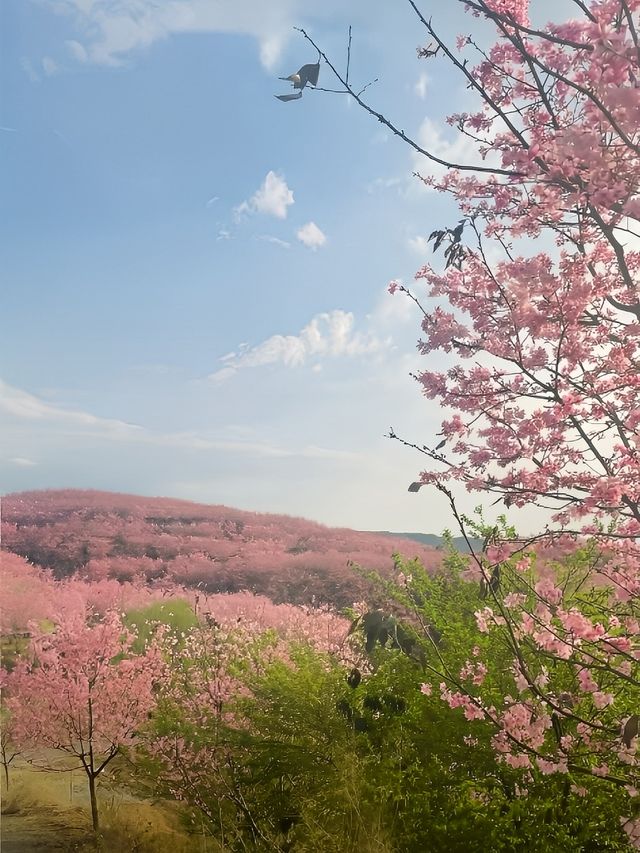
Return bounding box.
[1,764,221,852]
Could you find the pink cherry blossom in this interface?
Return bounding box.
[5,611,164,831]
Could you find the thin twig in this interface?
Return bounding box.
[356,78,379,97]
[294,26,520,178]
[310,86,349,94]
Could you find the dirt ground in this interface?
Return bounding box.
[0,759,218,852]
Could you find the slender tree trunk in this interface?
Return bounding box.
[86,693,100,835]
[88,771,100,834]
[3,759,9,790]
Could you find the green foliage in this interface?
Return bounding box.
[233,648,386,850]
[220,637,629,851]
[341,548,632,851]
[0,635,30,673]
[138,548,632,851]
[124,599,198,652]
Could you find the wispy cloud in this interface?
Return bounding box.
[148,432,359,460]
[208,309,388,382]
[411,117,497,188]
[234,171,294,221]
[365,176,403,195]
[0,379,356,461]
[47,0,295,70]
[21,57,40,83]
[65,39,88,63]
[258,235,291,249]
[42,56,59,76]
[414,72,429,99]
[406,235,430,255]
[8,457,37,467]
[296,221,326,251]
[0,379,142,437]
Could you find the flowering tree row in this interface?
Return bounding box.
[3,560,636,848]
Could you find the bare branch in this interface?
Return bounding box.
[294,26,520,178]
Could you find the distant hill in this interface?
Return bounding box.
[375,531,483,553]
[0,489,443,608]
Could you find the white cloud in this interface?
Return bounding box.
[0,378,354,461]
[411,117,495,190]
[0,379,142,437]
[259,32,287,70]
[406,235,430,255]
[366,284,415,331]
[45,0,296,70]
[42,56,59,76]
[258,235,291,249]
[296,221,326,251]
[414,72,429,99]
[235,171,294,221]
[208,309,388,381]
[21,57,40,83]
[152,432,358,460]
[365,176,403,195]
[66,39,88,62]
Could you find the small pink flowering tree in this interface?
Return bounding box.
[144,604,353,846]
[144,621,281,845]
[5,611,164,832]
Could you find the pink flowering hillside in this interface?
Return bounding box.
[1,489,442,607]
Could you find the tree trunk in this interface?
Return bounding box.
[3,759,9,790]
[88,772,100,834]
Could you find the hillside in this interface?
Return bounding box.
[0,489,442,607]
[375,531,484,553]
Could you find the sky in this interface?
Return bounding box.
[1,0,567,533]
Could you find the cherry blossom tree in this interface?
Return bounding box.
[302,0,640,841]
[274,0,640,844]
[143,621,282,845]
[394,0,640,794]
[0,552,57,635]
[391,0,640,539]
[5,612,164,833]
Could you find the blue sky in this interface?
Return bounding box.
[1,0,563,532]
